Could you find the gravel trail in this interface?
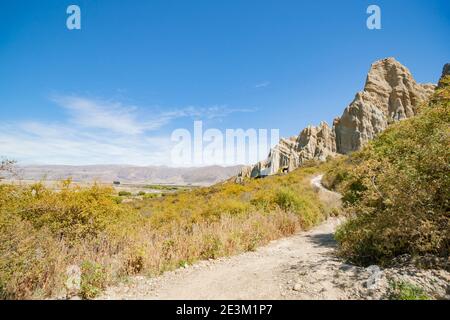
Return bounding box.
[99,176,449,300]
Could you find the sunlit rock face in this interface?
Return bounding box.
[334,57,435,154]
[239,58,436,179]
[296,121,336,162]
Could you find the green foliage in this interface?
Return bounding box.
[143,184,191,192]
[111,196,123,204]
[0,141,328,299]
[322,156,353,192]
[0,182,143,299]
[388,280,429,300]
[143,193,159,199]
[3,182,141,244]
[118,191,132,197]
[274,188,301,211]
[274,187,323,227]
[0,212,63,299]
[332,82,450,266]
[80,261,107,299]
[209,199,250,217]
[142,167,325,230]
[432,75,450,103]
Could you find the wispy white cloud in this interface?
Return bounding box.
[0,121,174,165]
[51,95,256,134]
[52,95,164,134]
[1,95,257,166]
[254,81,270,89]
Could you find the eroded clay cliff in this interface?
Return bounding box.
[240,58,437,178]
[334,58,435,154]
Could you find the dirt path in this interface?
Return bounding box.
[98,175,449,300]
[99,175,354,300]
[101,217,350,300]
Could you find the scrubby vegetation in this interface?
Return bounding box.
[325,76,450,266]
[0,180,141,299]
[143,184,192,192]
[3,80,446,300]
[388,280,429,300]
[0,165,332,299]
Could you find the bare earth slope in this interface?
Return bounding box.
[99,176,449,300]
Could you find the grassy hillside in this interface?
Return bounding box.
[324,76,450,266]
[0,163,333,299]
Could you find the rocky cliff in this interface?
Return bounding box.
[334,58,435,154]
[240,58,437,178]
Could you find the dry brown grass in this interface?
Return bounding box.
[0,164,332,299]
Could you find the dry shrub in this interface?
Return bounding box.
[333,82,450,266]
[1,158,327,299]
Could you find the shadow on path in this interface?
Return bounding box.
[306,232,337,249]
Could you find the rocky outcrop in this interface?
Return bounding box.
[297,121,336,162]
[240,58,437,179]
[334,58,435,154]
[243,122,336,178]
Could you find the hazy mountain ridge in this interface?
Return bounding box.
[9,165,242,185]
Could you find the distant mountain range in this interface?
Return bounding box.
[8,165,242,186]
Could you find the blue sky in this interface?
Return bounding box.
[0,0,449,166]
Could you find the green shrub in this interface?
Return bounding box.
[118,191,132,197]
[205,199,250,217]
[80,261,107,299]
[1,183,140,244]
[143,193,158,199]
[274,188,302,212]
[273,187,322,227]
[388,280,429,300]
[334,82,450,266]
[0,152,328,299]
[0,212,64,299]
[111,196,123,204]
[322,156,353,192]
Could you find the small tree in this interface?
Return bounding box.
[0,158,16,180]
